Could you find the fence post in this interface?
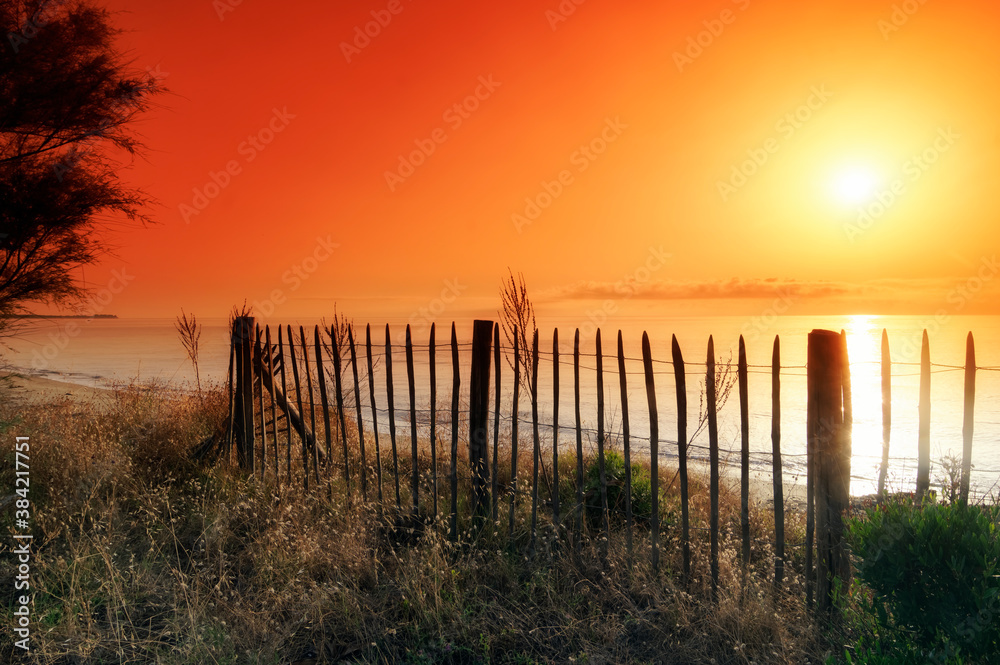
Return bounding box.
[961,332,976,504]
[469,319,494,529]
[771,336,784,591]
[917,330,931,502]
[232,316,255,471]
[878,329,891,501]
[807,329,851,618]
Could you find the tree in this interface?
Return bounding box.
[0,0,162,327]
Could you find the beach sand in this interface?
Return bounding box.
[0,372,113,406]
[0,371,811,510]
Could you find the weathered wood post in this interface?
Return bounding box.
[232,316,255,470]
[917,330,931,502]
[641,332,659,572]
[807,329,851,618]
[469,320,494,529]
[878,329,891,501]
[961,332,976,504]
[671,335,690,581]
[771,335,784,591]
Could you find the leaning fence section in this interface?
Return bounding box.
[219,316,988,617]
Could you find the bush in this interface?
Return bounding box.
[845,498,1000,663]
[583,449,664,529]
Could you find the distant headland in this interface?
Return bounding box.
[13,314,118,319]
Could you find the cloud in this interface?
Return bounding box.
[539,277,964,302]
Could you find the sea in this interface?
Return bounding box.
[5,314,1000,499]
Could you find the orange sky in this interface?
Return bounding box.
[77,0,1000,323]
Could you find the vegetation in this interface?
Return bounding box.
[837,496,1000,665]
[497,269,536,395]
[0,380,828,664]
[175,310,202,394]
[0,0,162,328]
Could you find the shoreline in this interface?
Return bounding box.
[0,371,114,404]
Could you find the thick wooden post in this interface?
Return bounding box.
[232,316,255,470]
[808,329,851,617]
[492,323,501,523]
[961,332,976,504]
[469,320,494,528]
[917,330,931,502]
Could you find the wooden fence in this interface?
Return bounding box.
[220,316,988,614]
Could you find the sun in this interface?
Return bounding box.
[830,167,881,205]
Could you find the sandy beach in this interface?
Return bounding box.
[0,371,113,406]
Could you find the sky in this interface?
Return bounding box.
[73,0,1000,324]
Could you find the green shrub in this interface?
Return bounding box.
[583,450,665,529]
[845,498,1000,663]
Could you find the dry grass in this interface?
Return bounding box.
[1,381,831,664]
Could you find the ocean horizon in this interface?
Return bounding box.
[5,313,1000,499]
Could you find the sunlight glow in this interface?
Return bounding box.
[831,168,880,205]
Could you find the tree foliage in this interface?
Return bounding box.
[0,0,162,322]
